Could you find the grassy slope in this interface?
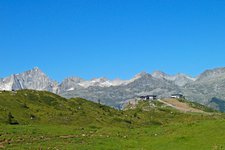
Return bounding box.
[0,90,129,127]
[0,90,225,149]
[1,119,225,149]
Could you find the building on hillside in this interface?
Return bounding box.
[140,95,157,100]
[171,94,185,99]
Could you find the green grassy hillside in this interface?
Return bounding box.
[0,90,130,127]
[0,90,225,149]
[0,90,219,126]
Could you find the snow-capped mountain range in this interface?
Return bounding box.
[0,67,195,92]
[1,67,225,111]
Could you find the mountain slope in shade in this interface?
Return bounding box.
[207,97,225,112]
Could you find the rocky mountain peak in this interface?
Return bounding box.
[152,71,168,79]
[91,77,108,82]
[0,68,58,93]
[134,71,151,79]
[33,67,41,72]
[2,66,225,111]
[152,71,195,86]
[63,77,84,83]
[197,67,225,81]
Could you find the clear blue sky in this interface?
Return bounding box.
[1,0,225,81]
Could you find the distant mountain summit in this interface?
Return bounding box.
[152,71,195,86]
[0,67,58,93]
[184,67,225,109]
[2,67,225,111]
[196,67,225,81]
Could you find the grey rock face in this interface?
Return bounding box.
[0,75,15,91]
[58,67,225,109]
[196,67,225,81]
[60,72,182,106]
[152,71,195,86]
[0,67,58,93]
[184,67,225,104]
[58,77,84,93]
[2,67,225,110]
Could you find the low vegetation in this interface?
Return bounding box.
[0,90,225,149]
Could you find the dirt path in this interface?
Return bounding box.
[157,99,207,113]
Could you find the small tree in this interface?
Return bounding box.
[8,112,13,124]
[8,112,18,125]
[21,103,29,109]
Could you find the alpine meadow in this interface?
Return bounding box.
[1,0,225,149]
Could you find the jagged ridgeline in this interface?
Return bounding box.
[2,67,225,111]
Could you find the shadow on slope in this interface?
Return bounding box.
[208,97,225,112]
